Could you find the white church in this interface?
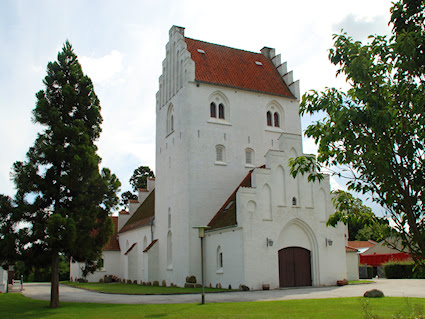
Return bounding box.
[70,25,348,289]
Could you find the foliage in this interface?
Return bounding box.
[290,0,425,268]
[2,294,425,319]
[0,41,120,307]
[120,190,138,206]
[327,191,390,241]
[383,261,425,279]
[129,166,154,192]
[14,255,70,282]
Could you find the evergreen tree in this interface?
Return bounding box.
[1,41,120,308]
[129,166,155,191]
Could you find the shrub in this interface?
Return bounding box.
[162,280,167,287]
[153,280,159,286]
[384,261,425,279]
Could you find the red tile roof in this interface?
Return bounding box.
[208,170,253,230]
[124,243,137,255]
[348,241,377,249]
[119,190,155,234]
[143,239,158,253]
[119,210,129,215]
[185,38,294,98]
[346,246,359,252]
[104,216,120,251]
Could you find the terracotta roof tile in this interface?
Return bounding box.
[104,216,120,251]
[143,239,158,253]
[119,210,129,215]
[119,190,155,234]
[208,170,253,230]
[346,246,359,252]
[185,38,294,98]
[124,243,137,255]
[348,241,377,249]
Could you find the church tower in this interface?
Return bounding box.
[155,26,305,286]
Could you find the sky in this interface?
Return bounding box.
[0,0,394,214]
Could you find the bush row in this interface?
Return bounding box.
[383,261,425,279]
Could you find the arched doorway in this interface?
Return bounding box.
[278,247,312,287]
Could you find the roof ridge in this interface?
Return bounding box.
[185,37,262,55]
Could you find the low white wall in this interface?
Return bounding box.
[70,251,121,282]
[346,252,359,281]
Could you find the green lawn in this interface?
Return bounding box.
[1,293,425,319]
[63,281,232,294]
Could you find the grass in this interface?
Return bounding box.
[63,281,232,294]
[1,293,425,319]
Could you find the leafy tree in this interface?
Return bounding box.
[129,166,154,192]
[0,41,120,307]
[290,0,425,268]
[327,191,390,241]
[121,190,138,206]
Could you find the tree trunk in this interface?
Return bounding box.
[50,252,60,308]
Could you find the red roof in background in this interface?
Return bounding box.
[348,241,377,249]
[104,216,120,251]
[185,38,294,98]
[346,246,359,252]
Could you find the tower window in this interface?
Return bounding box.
[266,111,272,126]
[245,148,254,165]
[216,145,225,163]
[218,103,225,119]
[274,112,280,127]
[210,102,217,118]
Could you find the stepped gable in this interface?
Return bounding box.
[208,170,253,230]
[104,216,120,251]
[185,37,294,98]
[119,190,155,234]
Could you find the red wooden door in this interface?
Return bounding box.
[278,247,312,287]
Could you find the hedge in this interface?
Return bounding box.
[383,261,425,279]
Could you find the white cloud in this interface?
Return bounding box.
[79,50,124,84]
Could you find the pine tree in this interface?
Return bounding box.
[5,41,120,308]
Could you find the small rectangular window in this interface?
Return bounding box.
[219,253,223,268]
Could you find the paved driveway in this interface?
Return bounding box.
[20,279,425,304]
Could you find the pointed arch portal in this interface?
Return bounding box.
[278,246,312,287]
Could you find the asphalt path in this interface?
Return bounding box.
[18,279,425,304]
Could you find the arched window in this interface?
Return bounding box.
[218,103,225,119]
[167,231,173,268]
[266,111,272,126]
[217,246,223,270]
[167,104,174,135]
[209,91,229,123]
[274,112,280,127]
[210,102,217,118]
[168,208,171,229]
[216,145,225,163]
[245,148,254,165]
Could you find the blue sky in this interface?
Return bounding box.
[0,0,393,214]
